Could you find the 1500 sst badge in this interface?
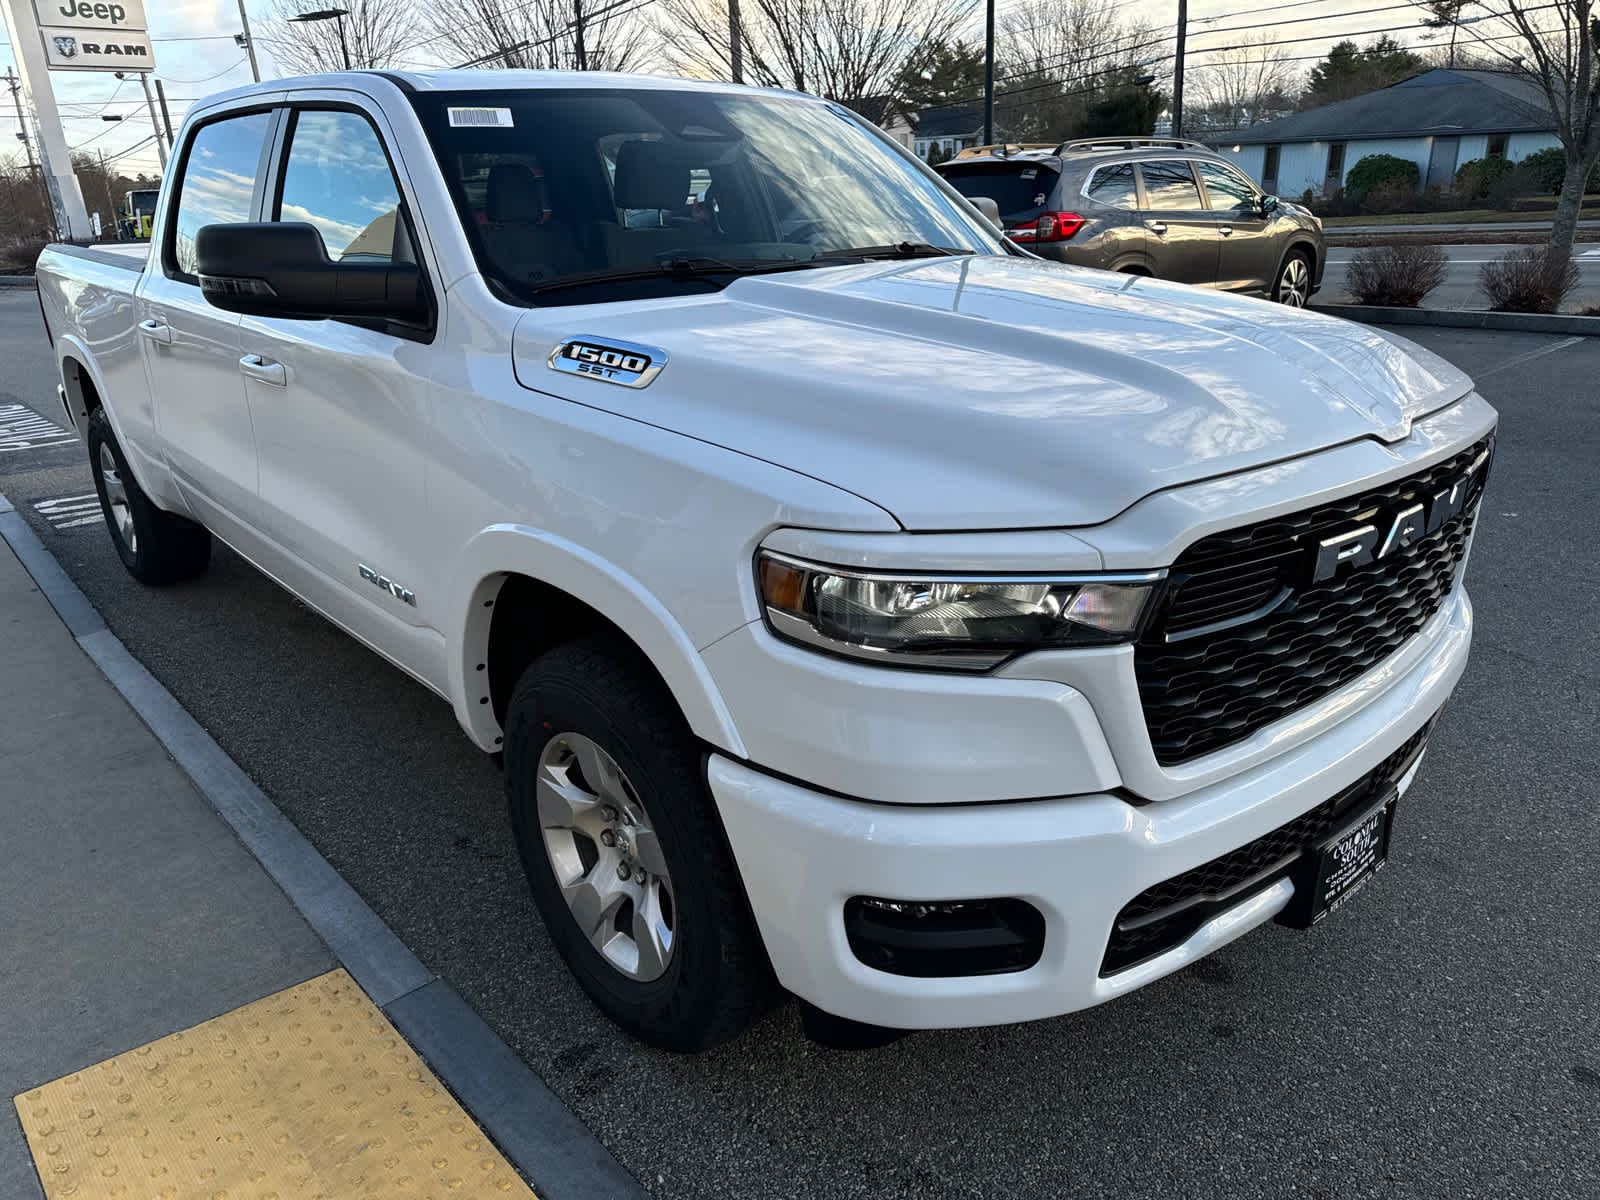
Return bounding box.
[548,336,667,389]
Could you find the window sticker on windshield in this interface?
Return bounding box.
[448,107,515,128]
[1021,168,1038,179]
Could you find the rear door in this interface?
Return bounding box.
[1135,158,1220,285]
[1196,160,1275,292]
[138,107,276,534]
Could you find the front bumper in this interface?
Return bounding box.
[708,586,1472,1030]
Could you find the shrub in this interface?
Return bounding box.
[1479,245,1580,313]
[1517,146,1600,195]
[0,236,49,274]
[1455,155,1515,202]
[1361,179,1418,214]
[1344,243,1449,307]
[1344,153,1420,202]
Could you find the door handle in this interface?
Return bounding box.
[239,354,287,387]
[137,318,171,344]
[1219,225,1234,236]
[1147,221,1168,235]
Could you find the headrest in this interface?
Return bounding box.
[612,140,691,211]
[486,163,547,223]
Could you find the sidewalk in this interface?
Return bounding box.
[0,501,630,1197]
[1327,218,1600,235]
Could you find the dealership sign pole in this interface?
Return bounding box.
[0,0,90,238]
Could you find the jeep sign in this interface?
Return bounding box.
[33,0,146,30]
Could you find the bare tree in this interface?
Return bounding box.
[654,0,976,109]
[1190,34,1298,134]
[426,0,651,70]
[1418,1,1599,248]
[993,0,1159,140]
[269,0,416,73]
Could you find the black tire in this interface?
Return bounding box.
[1272,248,1314,307]
[86,407,211,585]
[504,635,771,1052]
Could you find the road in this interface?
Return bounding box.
[3,291,1597,1200]
[1323,243,1600,311]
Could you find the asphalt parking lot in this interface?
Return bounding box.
[2,290,1596,1199]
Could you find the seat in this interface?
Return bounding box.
[480,163,585,286]
[597,140,718,268]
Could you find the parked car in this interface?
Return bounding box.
[36,72,1491,1052]
[936,138,1326,305]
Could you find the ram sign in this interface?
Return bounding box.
[32,0,154,71]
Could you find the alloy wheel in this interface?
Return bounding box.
[98,443,137,554]
[1278,256,1310,307]
[536,732,676,981]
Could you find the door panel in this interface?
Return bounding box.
[1197,161,1275,292]
[1136,159,1219,285]
[140,109,274,531]
[240,105,442,685]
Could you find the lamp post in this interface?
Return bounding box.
[289,7,352,71]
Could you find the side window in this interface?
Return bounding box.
[171,111,271,277]
[1085,162,1138,210]
[276,110,402,262]
[1197,162,1256,211]
[1138,160,1203,210]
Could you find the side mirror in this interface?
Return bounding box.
[1260,193,1281,216]
[195,222,424,323]
[969,195,1003,229]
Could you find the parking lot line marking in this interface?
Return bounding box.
[1477,335,1585,379]
[0,404,75,452]
[13,969,537,1200]
[32,494,103,531]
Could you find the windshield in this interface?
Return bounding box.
[410,87,1007,304]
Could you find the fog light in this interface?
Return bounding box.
[843,896,1045,978]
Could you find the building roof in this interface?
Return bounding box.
[1228,69,1553,146]
[915,102,984,139]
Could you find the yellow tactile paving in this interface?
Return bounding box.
[13,969,535,1200]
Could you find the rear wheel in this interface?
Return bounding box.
[504,635,771,1051]
[86,408,210,585]
[1273,249,1313,307]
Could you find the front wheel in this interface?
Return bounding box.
[86,408,211,585]
[1273,249,1313,307]
[504,635,772,1052]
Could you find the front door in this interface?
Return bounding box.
[1197,161,1276,292]
[236,103,443,688]
[1427,137,1461,191]
[1136,159,1220,285]
[138,108,276,533]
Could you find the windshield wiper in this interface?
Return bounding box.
[530,256,815,296]
[813,242,975,262]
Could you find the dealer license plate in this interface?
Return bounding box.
[1279,794,1396,929]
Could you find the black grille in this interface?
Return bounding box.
[1135,437,1491,766]
[1100,721,1432,975]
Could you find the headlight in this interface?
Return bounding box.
[757,552,1163,670]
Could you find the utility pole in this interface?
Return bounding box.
[97,148,118,236]
[728,0,742,83]
[1171,0,1184,138]
[237,0,262,82]
[982,0,994,145]
[134,72,168,167]
[154,78,175,145]
[0,0,91,239]
[6,66,50,233]
[573,0,587,70]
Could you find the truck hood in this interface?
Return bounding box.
[512,256,1473,530]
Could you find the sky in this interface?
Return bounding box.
[0,0,1522,181]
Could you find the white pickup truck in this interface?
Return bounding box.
[37,70,1495,1052]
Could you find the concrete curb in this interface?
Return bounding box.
[0,276,37,288]
[0,486,647,1200]
[1310,302,1600,336]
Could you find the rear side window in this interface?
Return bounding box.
[171,111,271,277]
[939,162,1061,220]
[1139,160,1202,210]
[276,110,402,262]
[1084,162,1138,210]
